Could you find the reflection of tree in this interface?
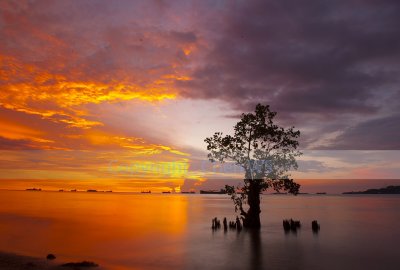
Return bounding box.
[249,229,262,270]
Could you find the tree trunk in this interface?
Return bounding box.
[242,179,262,229]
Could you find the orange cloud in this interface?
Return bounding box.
[0,118,49,142]
[0,55,184,129]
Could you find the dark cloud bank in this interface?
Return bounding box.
[178,0,400,150]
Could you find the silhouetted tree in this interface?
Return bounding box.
[204,104,301,229]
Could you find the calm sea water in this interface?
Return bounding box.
[0,190,399,270]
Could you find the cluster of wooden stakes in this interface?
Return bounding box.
[283,219,321,233]
[211,217,321,233]
[211,217,242,231]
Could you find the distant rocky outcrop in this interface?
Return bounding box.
[343,185,400,194]
[26,188,41,191]
[61,261,99,268]
[200,189,226,194]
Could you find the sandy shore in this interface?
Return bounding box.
[0,252,106,270]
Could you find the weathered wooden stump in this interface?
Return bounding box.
[312,220,320,233]
[236,216,242,231]
[229,221,235,229]
[283,219,301,232]
[212,217,222,230]
[223,217,227,231]
[211,217,216,229]
[283,219,291,231]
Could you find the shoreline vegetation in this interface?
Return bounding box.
[0,252,104,270]
[342,185,400,194]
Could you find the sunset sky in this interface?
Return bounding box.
[1,0,399,193]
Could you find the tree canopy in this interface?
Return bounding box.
[204,104,301,228]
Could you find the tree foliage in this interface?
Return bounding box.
[204,104,301,227]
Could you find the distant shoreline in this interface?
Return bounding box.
[1,188,400,196]
[0,251,106,270]
[0,252,55,270]
[343,185,400,194]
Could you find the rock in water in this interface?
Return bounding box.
[46,254,56,260]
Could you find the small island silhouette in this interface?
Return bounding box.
[343,185,400,194]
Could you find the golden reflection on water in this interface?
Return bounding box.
[0,191,188,269]
[1,191,400,270]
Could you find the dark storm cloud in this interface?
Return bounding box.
[169,31,197,43]
[297,160,335,173]
[178,0,400,149]
[330,114,400,150]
